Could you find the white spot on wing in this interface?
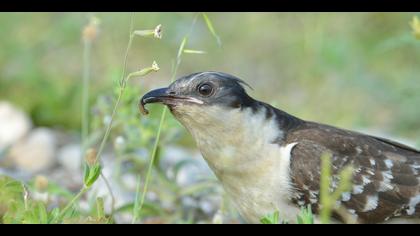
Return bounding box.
[309,190,318,198]
[362,175,372,185]
[384,159,393,169]
[362,195,378,212]
[366,169,375,176]
[341,192,351,202]
[377,169,394,192]
[354,167,362,173]
[407,194,420,215]
[382,170,394,180]
[378,181,394,192]
[352,185,364,194]
[369,159,376,167]
[310,198,317,204]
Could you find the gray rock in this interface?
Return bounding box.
[9,128,57,173]
[57,144,82,172]
[0,101,32,150]
[161,145,213,187]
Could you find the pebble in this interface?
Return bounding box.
[8,128,57,173]
[0,101,32,150]
[57,144,82,172]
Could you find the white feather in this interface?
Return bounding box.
[407,195,420,215]
[362,195,378,212]
[384,159,393,169]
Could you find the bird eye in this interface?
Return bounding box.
[197,83,213,96]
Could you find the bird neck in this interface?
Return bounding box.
[241,99,305,140]
[179,100,302,174]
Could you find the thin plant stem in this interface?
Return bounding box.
[59,13,136,221]
[93,12,138,217]
[95,12,136,162]
[133,14,200,223]
[81,40,91,156]
[134,16,195,221]
[100,172,116,215]
[131,175,142,223]
[134,105,168,223]
[58,187,89,221]
[95,87,125,163]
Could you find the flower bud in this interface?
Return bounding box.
[34,175,48,193]
[85,148,97,167]
[82,16,100,42]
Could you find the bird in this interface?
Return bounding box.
[140,71,420,224]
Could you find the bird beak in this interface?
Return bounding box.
[139,87,169,115]
[139,87,205,115]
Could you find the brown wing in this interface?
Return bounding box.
[285,121,420,223]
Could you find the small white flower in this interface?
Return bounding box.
[154,24,162,39]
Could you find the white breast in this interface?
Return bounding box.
[214,141,300,223]
[176,105,300,223]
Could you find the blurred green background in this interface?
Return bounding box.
[1,12,420,223]
[1,12,420,139]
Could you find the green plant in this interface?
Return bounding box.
[260,211,282,224]
[132,13,222,223]
[54,13,161,223]
[296,205,314,224]
[259,206,313,224]
[319,153,353,224]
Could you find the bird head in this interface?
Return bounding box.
[140,72,255,130]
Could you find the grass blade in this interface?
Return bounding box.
[202,13,222,47]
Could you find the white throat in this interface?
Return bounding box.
[173,104,300,223]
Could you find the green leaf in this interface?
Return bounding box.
[126,61,160,81]
[0,176,25,223]
[183,49,207,54]
[84,164,102,187]
[260,211,279,224]
[296,205,314,224]
[202,13,222,47]
[83,164,90,185]
[319,153,353,224]
[36,202,48,224]
[133,29,155,37]
[48,208,61,224]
